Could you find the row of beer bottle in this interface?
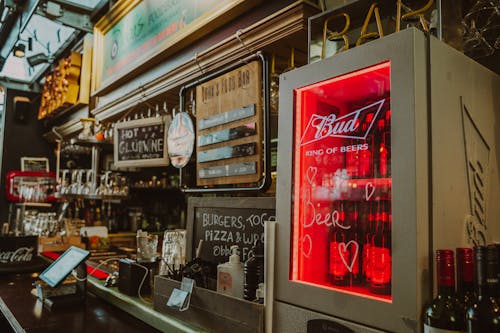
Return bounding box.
[315,104,391,181]
[346,102,391,180]
[328,199,392,295]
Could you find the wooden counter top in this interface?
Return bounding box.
[0,273,161,333]
[87,277,208,333]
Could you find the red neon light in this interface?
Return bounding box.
[291,61,392,301]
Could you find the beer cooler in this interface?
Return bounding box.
[274,28,500,332]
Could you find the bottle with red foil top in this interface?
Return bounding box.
[422,249,465,332]
[456,248,475,311]
[329,201,349,286]
[362,202,375,286]
[370,200,391,295]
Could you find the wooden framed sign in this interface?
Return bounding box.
[114,116,170,168]
[195,59,263,186]
[21,157,49,172]
[92,0,262,93]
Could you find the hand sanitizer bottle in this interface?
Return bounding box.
[217,245,244,298]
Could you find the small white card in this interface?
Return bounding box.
[166,277,195,311]
[166,289,189,310]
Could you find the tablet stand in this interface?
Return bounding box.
[43,261,87,311]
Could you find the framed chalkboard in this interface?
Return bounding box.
[114,116,170,168]
[186,197,275,264]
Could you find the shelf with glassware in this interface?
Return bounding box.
[56,128,128,201]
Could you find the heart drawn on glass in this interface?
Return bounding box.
[365,182,375,201]
[338,240,359,272]
[306,166,317,186]
[301,234,312,258]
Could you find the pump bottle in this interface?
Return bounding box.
[217,245,244,298]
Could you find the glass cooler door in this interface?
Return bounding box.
[291,62,392,302]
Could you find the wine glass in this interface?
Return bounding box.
[462,0,498,58]
[269,53,279,115]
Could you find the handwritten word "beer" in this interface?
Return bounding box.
[303,199,351,230]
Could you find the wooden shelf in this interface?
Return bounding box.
[12,202,52,208]
[55,193,127,202]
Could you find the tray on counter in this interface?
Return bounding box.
[154,276,264,333]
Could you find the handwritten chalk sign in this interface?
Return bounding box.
[186,197,275,264]
[114,116,171,168]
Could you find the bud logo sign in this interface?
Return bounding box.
[299,99,385,146]
[462,103,490,247]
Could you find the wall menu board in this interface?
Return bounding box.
[186,197,275,264]
[114,116,170,168]
[92,0,262,92]
[195,60,263,186]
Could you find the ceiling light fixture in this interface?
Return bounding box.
[13,43,25,58]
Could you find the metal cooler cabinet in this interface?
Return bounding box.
[274,28,500,332]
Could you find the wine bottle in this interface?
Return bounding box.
[329,201,349,286]
[345,139,359,179]
[362,202,374,286]
[243,240,264,301]
[466,245,500,332]
[370,200,391,295]
[456,248,475,311]
[345,201,361,285]
[422,249,465,332]
[358,114,374,178]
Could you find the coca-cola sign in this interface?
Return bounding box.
[0,247,34,263]
[299,98,385,146]
[0,236,38,269]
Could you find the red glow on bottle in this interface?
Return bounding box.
[329,202,349,286]
[362,207,374,284]
[379,143,387,176]
[370,201,391,294]
[365,113,374,123]
[385,109,391,122]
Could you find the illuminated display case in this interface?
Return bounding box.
[275,28,500,333]
[291,62,392,301]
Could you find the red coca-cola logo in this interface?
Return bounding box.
[0,247,34,263]
[299,99,385,146]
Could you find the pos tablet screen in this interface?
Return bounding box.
[39,246,90,288]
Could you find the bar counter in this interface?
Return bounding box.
[0,272,205,333]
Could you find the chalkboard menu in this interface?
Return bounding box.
[114,116,171,168]
[186,197,275,263]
